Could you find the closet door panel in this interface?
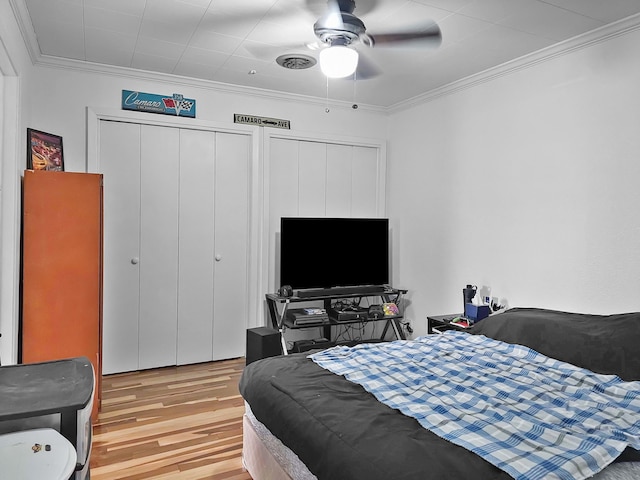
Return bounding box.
[267,138,384,293]
[212,132,250,359]
[269,138,300,217]
[177,129,216,365]
[100,121,141,375]
[138,125,180,370]
[269,138,299,289]
[326,144,352,216]
[351,146,379,217]
[298,141,327,217]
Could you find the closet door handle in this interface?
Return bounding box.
[215,254,222,262]
[131,257,139,264]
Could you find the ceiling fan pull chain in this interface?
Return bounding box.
[352,70,358,109]
[325,76,330,113]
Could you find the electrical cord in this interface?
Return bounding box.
[402,321,414,334]
[332,298,364,311]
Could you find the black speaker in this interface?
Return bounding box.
[246,327,282,365]
[278,284,293,297]
[368,304,384,320]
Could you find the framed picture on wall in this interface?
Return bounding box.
[27,128,64,171]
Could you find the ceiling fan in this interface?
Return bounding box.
[306,0,442,78]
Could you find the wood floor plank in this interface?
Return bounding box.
[90,358,252,480]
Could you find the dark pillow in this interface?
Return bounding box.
[470,307,640,381]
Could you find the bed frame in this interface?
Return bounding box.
[243,406,316,480]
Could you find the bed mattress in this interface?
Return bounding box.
[240,351,515,480]
[240,308,640,480]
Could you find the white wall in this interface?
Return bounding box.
[25,67,388,174]
[388,27,640,335]
[0,0,37,364]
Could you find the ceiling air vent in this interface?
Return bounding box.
[276,54,317,70]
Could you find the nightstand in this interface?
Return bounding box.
[426,314,470,334]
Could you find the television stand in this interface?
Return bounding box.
[265,287,408,355]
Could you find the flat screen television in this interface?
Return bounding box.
[280,217,389,292]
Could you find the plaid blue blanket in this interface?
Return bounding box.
[309,332,640,480]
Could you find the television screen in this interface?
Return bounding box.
[280,217,389,291]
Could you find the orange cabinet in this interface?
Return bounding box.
[21,170,103,420]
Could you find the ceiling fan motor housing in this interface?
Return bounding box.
[314,12,366,46]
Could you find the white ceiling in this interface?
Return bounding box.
[16,0,640,109]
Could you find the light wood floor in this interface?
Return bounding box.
[90,358,253,480]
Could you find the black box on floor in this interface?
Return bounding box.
[291,338,334,353]
[246,327,282,365]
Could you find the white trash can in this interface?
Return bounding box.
[0,428,77,480]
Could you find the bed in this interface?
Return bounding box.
[239,308,640,480]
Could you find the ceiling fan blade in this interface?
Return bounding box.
[353,53,380,80]
[367,22,442,49]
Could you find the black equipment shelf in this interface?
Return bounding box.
[265,287,408,355]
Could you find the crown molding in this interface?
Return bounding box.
[387,14,640,113]
[9,0,39,65]
[388,13,640,114]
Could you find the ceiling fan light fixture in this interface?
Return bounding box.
[319,45,359,78]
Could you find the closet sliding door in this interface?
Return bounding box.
[211,132,249,360]
[138,125,180,370]
[176,130,249,364]
[177,129,215,365]
[100,121,142,374]
[100,120,250,374]
[267,137,383,293]
[100,122,180,373]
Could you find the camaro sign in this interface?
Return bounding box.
[122,90,196,118]
[234,114,290,129]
